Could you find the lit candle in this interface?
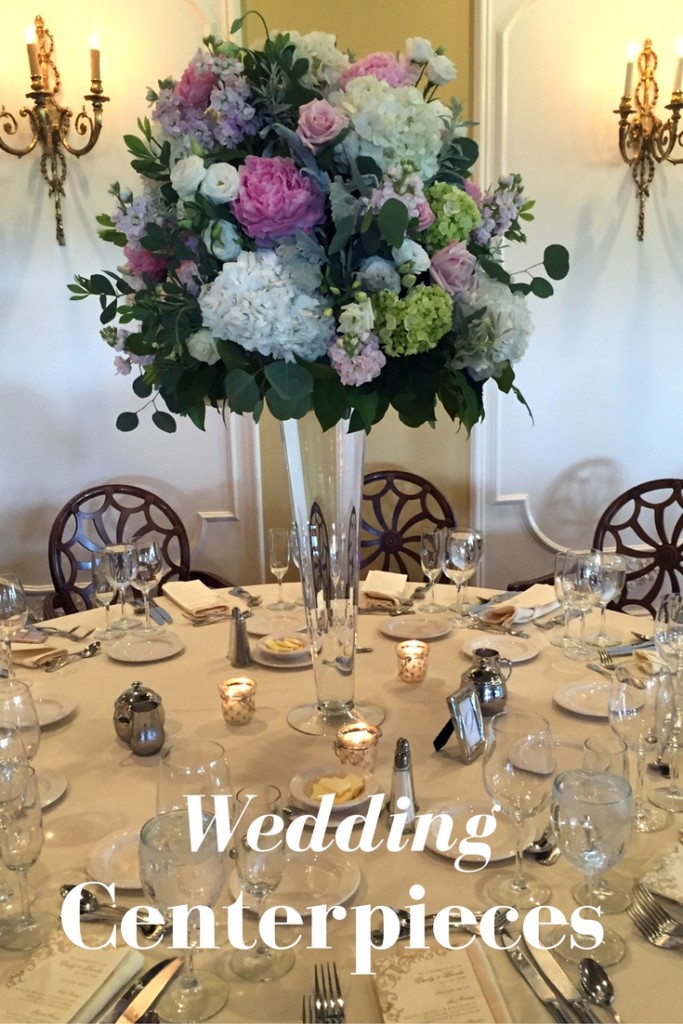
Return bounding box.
[334,722,381,772]
[90,31,101,82]
[623,42,639,96]
[396,639,430,683]
[218,677,257,725]
[24,25,39,79]
[674,39,683,94]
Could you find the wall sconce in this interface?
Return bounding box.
[0,15,108,245]
[616,39,683,240]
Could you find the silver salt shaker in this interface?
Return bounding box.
[387,737,419,832]
[228,607,253,668]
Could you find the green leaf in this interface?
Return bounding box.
[377,198,409,249]
[264,361,313,402]
[225,369,261,414]
[312,378,349,429]
[479,259,510,285]
[217,338,248,372]
[132,376,153,398]
[124,135,151,159]
[116,412,139,432]
[529,277,554,298]
[101,300,118,325]
[265,389,312,420]
[543,244,570,280]
[328,216,355,256]
[152,410,177,433]
[186,403,207,431]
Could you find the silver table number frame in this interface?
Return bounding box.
[447,686,486,764]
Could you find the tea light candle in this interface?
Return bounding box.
[334,721,381,772]
[218,677,256,726]
[396,640,430,683]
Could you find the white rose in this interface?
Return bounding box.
[186,327,221,365]
[338,299,374,336]
[426,54,456,86]
[202,221,242,262]
[200,162,240,204]
[170,154,206,200]
[391,239,431,274]
[405,37,434,64]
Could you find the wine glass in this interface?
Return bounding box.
[651,593,683,812]
[103,543,139,630]
[609,668,674,832]
[482,710,556,908]
[419,529,446,614]
[231,783,295,982]
[443,528,483,625]
[0,724,29,907]
[267,529,295,611]
[581,733,631,913]
[550,550,575,649]
[0,574,29,678]
[585,553,626,648]
[0,765,56,950]
[139,810,228,1022]
[156,740,232,816]
[558,550,603,660]
[91,551,118,641]
[290,525,305,606]
[0,679,41,765]
[133,534,164,634]
[550,769,633,966]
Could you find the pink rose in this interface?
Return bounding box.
[429,240,476,297]
[340,52,419,89]
[176,64,218,107]
[232,155,326,244]
[296,99,349,152]
[415,197,435,231]
[123,243,168,282]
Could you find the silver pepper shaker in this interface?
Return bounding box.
[228,607,253,668]
[387,737,419,832]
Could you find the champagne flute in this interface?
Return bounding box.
[651,593,683,812]
[231,783,295,982]
[156,740,232,816]
[550,769,633,966]
[585,553,626,648]
[267,529,295,611]
[139,810,228,1022]
[91,551,117,641]
[443,528,483,624]
[419,529,446,614]
[133,534,164,634]
[0,574,29,678]
[104,543,139,630]
[482,710,556,908]
[609,668,674,832]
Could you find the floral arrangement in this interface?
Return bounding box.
[71,14,568,433]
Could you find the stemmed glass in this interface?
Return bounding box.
[585,553,626,648]
[482,710,556,908]
[419,529,446,613]
[139,810,228,1022]
[104,543,139,630]
[550,769,633,966]
[267,528,295,611]
[0,679,41,766]
[91,552,118,642]
[651,593,683,812]
[443,528,483,625]
[133,534,164,634]
[156,740,232,816]
[290,525,305,606]
[558,550,603,660]
[581,733,632,913]
[0,574,29,678]
[609,668,674,832]
[0,724,29,907]
[550,550,575,649]
[232,783,295,982]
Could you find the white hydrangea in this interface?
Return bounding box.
[187,328,221,365]
[330,77,448,179]
[451,270,534,380]
[258,30,350,91]
[198,250,335,362]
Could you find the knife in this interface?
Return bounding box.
[103,957,183,1023]
[524,940,602,1023]
[499,931,573,1023]
[149,598,172,624]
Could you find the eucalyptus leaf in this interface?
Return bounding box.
[225,368,260,413]
[152,410,177,433]
[265,360,313,401]
[116,412,139,432]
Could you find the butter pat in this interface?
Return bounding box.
[265,635,305,653]
[310,773,365,804]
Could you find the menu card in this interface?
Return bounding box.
[0,931,143,1023]
[374,943,507,1024]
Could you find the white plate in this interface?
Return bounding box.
[380,616,452,641]
[107,632,185,664]
[422,802,534,863]
[35,697,77,727]
[250,647,312,669]
[462,634,540,663]
[229,849,360,917]
[290,766,379,814]
[38,769,68,810]
[247,611,306,637]
[257,634,309,662]
[86,828,142,890]
[554,680,611,719]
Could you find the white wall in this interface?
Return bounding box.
[472,0,683,587]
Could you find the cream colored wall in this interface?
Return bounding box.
[248,1,475,539]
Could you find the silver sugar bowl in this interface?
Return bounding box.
[114,680,165,743]
[460,647,511,716]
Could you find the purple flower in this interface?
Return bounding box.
[429,240,476,297]
[340,52,418,89]
[232,156,326,244]
[329,332,386,386]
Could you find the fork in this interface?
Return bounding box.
[631,883,683,939]
[314,963,345,1024]
[599,649,616,669]
[628,897,683,949]
[302,994,318,1023]
[38,625,94,641]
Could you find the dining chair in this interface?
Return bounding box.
[360,470,456,579]
[46,483,230,614]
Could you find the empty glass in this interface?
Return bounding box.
[651,593,683,812]
[104,543,139,629]
[0,574,29,678]
[551,550,575,649]
[156,740,232,817]
[133,534,164,634]
[585,553,626,647]
[557,550,603,660]
[419,529,446,613]
[0,680,40,764]
[91,551,118,642]
[267,529,295,611]
[443,528,483,624]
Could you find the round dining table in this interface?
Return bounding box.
[0,582,681,1024]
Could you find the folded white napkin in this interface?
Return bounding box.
[11,643,68,668]
[632,647,667,678]
[361,570,408,608]
[478,584,559,626]
[162,580,230,620]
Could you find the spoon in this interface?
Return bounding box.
[59,884,165,940]
[44,641,101,672]
[579,957,622,1023]
[648,756,671,778]
[525,831,562,865]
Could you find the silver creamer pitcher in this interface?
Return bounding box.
[460,646,511,716]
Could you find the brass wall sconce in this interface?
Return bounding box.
[0,15,108,245]
[616,39,683,240]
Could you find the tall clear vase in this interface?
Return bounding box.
[281,412,385,736]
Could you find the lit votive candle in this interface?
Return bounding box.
[334,722,381,773]
[218,677,256,726]
[396,639,430,683]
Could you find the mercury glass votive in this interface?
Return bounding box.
[333,721,381,773]
[396,640,430,683]
[218,677,257,726]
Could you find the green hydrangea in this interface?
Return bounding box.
[423,182,482,252]
[373,285,453,356]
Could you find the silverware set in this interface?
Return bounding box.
[36,624,94,641]
[465,616,530,639]
[628,882,683,950]
[42,640,101,671]
[229,586,264,607]
[302,963,345,1023]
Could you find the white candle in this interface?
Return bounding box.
[90,32,101,82]
[624,42,639,96]
[674,39,683,94]
[396,639,430,683]
[218,677,256,725]
[334,721,381,771]
[24,26,39,79]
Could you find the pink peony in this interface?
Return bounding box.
[176,64,218,106]
[429,240,476,297]
[340,52,419,89]
[296,99,349,152]
[232,155,326,244]
[123,243,168,281]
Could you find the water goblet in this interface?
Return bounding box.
[585,553,626,648]
[558,550,603,660]
[267,529,295,611]
[133,534,164,634]
[550,769,633,966]
[482,710,556,908]
[156,740,232,817]
[651,593,683,812]
[419,529,446,614]
[139,810,228,1022]
[91,552,118,642]
[104,543,139,630]
[443,528,483,624]
[0,574,29,678]
[609,668,674,832]
[231,783,295,982]
[581,733,631,913]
